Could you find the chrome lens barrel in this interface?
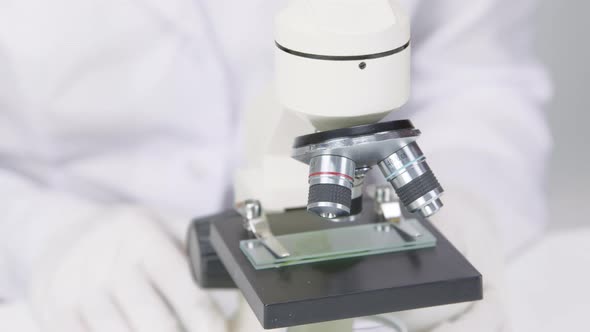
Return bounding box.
[379,142,444,218]
[307,155,356,218]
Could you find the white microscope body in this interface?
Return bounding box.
[235,0,443,220]
[276,0,411,131]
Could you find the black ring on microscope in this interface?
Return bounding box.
[276,40,410,61]
[293,120,415,148]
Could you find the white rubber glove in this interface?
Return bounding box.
[390,187,507,332]
[29,207,227,332]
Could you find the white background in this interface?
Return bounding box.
[539,1,590,229]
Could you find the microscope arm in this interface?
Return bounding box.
[233,88,312,213]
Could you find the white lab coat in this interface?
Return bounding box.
[0,0,550,303]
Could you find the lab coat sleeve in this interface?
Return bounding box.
[0,38,104,300]
[0,0,239,304]
[398,0,552,255]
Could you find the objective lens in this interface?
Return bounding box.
[378,142,444,218]
[307,155,356,218]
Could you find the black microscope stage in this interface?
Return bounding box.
[188,204,482,329]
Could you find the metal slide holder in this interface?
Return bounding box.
[240,217,436,270]
[236,200,291,259]
[235,186,436,270]
[375,185,422,238]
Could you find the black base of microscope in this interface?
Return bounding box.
[187,204,482,329]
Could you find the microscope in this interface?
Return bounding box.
[188,0,482,329]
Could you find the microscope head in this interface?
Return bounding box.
[275,0,411,131]
[275,0,444,220]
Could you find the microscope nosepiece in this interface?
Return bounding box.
[307,155,356,219]
[379,142,444,218]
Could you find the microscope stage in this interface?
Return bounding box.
[202,207,482,329]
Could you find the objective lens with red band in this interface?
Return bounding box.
[307,155,356,218]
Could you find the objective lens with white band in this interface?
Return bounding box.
[379,142,444,218]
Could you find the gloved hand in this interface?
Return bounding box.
[29,207,227,332]
[389,187,508,332]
